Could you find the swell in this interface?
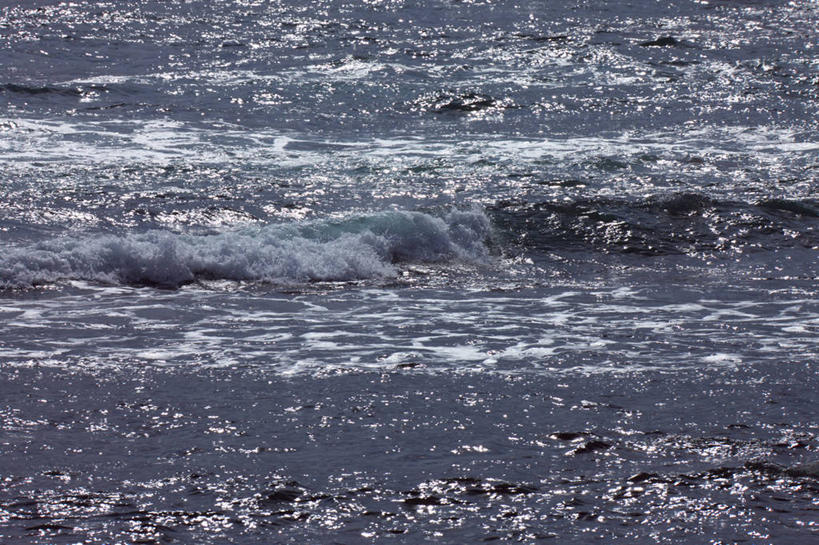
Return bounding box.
[490,193,819,257]
[0,209,490,289]
[1,83,85,97]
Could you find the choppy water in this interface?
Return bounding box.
[1,0,817,543]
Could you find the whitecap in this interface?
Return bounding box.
[0,209,491,289]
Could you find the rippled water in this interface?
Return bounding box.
[1,0,818,543]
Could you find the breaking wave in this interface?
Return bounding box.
[0,209,490,289]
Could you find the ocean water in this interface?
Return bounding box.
[1,0,818,543]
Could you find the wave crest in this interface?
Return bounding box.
[490,194,819,256]
[0,209,491,289]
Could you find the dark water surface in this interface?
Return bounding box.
[1,0,817,543]
[2,364,817,544]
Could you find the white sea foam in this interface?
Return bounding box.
[1,282,816,373]
[0,209,490,289]
[2,118,815,173]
